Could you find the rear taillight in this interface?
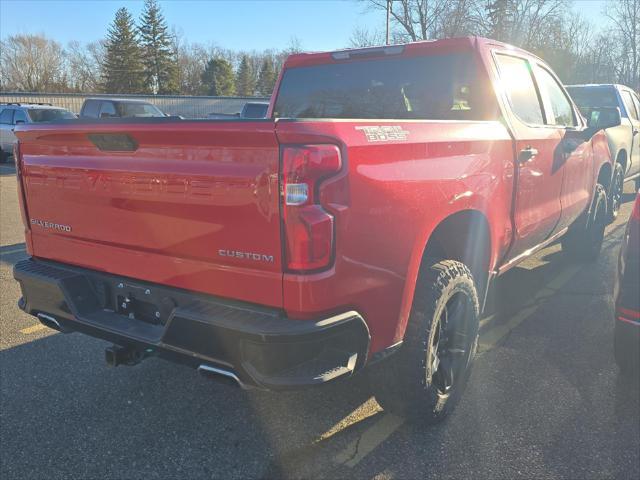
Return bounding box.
[281,145,342,271]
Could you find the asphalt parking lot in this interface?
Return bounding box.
[1,161,639,479]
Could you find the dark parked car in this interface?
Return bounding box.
[614,192,640,376]
[80,98,165,119]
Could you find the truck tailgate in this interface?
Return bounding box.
[15,120,283,307]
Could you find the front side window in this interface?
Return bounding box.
[495,54,544,125]
[622,91,639,120]
[535,66,577,126]
[117,102,164,117]
[273,52,498,120]
[0,108,14,124]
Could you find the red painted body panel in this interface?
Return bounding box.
[276,120,514,352]
[14,36,612,359]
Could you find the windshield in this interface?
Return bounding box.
[273,53,497,120]
[566,86,619,113]
[116,102,164,117]
[27,109,76,122]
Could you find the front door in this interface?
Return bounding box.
[533,64,591,231]
[621,89,640,177]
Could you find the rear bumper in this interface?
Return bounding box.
[13,258,370,390]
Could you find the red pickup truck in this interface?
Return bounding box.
[13,37,619,423]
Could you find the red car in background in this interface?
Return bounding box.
[615,192,640,375]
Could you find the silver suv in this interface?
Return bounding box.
[0,103,76,162]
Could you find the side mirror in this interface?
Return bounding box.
[14,120,25,125]
[587,106,621,131]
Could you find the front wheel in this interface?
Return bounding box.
[370,259,479,425]
[608,163,624,223]
[562,184,607,262]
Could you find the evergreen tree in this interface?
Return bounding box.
[102,7,145,93]
[139,0,178,94]
[201,58,236,96]
[256,57,277,96]
[235,55,255,96]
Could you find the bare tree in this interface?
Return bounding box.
[349,27,386,47]
[606,0,640,90]
[0,34,66,91]
[65,40,105,92]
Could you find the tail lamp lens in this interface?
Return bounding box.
[282,145,342,271]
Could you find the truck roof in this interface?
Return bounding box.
[283,36,542,68]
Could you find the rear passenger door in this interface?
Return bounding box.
[621,89,640,177]
[494,53,563,259]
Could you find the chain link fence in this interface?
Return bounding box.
[0,92,269,119]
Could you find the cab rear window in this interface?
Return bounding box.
[273,53,497,121]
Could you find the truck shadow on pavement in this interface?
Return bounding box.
[0,242,26,267]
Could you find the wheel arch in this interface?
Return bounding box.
[395,209,492,343]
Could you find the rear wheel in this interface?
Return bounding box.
[562,184,607,262]
[608,163,624,223]
[370,259,479,424]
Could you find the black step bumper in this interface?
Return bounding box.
[13,258,370,389]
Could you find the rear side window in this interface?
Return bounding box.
[82,100,100,118]
[28,109,76,122]
[535,66,577,126]
[0,108,14,124]
[495,54,544,125]
[273,53,497,120]
[13,110,28,124]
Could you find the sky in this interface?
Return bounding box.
[0,0,611,52]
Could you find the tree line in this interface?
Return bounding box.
[356,0,639,91]
[0,0,285,96]
[0,0,638,96]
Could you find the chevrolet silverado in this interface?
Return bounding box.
[13,37,619,423]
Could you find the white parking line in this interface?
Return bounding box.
[19,324,48,335]
[333,413,404,468]
[0,247,26,255]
